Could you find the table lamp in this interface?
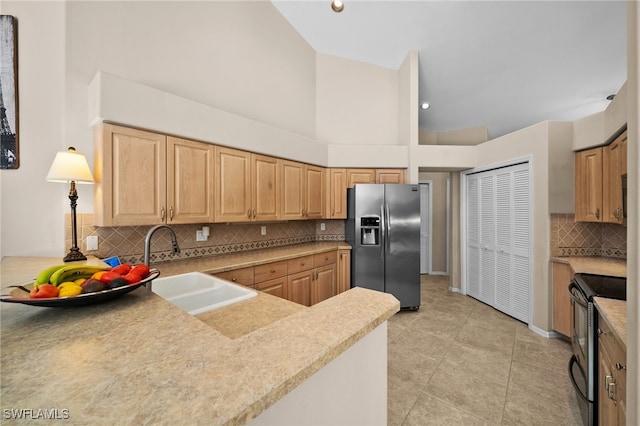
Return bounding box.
[46,147,94,262]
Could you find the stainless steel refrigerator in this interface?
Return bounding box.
[346,184,421,309]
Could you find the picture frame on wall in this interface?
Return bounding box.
[1,15,19,170]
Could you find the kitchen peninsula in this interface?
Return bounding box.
[1,256,399,425]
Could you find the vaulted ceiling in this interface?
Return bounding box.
[272,1,627,139]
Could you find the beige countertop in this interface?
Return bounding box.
[550,256,627,277]
[152,241,351,277]
[1,247,398,425]
[594,297,627,350]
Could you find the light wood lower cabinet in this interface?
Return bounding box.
[212,250,345,306]
[552,261,573,338]
[337,249,351,294]
[598,311,626,425]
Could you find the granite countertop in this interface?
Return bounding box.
[594,297,627,350]
[1,249,398,425]
[550,256,627,277]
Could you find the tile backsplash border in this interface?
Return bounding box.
[68,214,345,265]
[550,213,627,259]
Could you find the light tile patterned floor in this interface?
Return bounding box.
[388,275,583,425]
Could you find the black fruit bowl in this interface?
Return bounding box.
[0,269,160,307]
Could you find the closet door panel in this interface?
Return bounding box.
[466,176,480,299]
[479,174,495,305]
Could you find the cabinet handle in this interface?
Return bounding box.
[615,362,626,370]
[170,206,174,220]
[605,374,613,391]
[161,207,165,221]
[232,277,237,282]
[596,208,600,219]
[271,268,276,273]
[253,209,256,218]
[247,209,251,219]
[597,328,607,336]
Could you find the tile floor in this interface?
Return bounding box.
[387,275,583,425]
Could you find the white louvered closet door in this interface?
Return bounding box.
[465,162,530,323]
[466,176,480,299]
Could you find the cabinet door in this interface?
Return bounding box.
[287,270,312,306]
[575,147,603,222]
[252,154,280,222]
[305,164,325,219]
[552,262,573,337]
[281,160,305,220]
[256,277,288,300]
[167,137,214,224]
[337,249,351,294]
[599,343,618,426]
[327,169,347,219]
[619,131,627,176]
[312,264,336,305]
[376,169,405,184]
[347,169,375,188]
[603,140,623,224]
[94,123,166,226]
[215,146,252,222]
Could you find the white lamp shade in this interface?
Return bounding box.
[46,148,94,183]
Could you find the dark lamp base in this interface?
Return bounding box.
[64,248,87,263]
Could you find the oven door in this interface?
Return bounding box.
[568,282,593,398]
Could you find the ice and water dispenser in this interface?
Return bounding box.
[360,216,380,246]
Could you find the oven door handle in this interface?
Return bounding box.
[568,282,588,308]
[568,354,590,402]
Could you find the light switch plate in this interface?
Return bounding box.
[86,235,99,251]
[196,230,207,241]
[261,226,267,235]
[320,222,326,231]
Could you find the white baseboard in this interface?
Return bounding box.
[529,324,565,339]
[430,271,448,276]
[448,286,462,294]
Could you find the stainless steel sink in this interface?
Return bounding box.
[152,272,257,315]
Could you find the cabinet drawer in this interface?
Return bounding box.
[314,251,337,268]
[254,261,288,283]
[215,266,255,286]
[287,255,314,274]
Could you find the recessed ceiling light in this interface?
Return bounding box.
[331,1,344,13]
[420,102,430,110]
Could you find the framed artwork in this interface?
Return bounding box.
[1,15,18,169]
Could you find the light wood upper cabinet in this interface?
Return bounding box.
[305,164,325,219]
[575,131,627,224]
[167,137,215,224]
[575,147,603,222]
[327,169,347,219]
[347,168,406,188]
[281,160,325,220]
[215,147,280,222]
[281,160,305,220]
[94,124,214,226]
[376,169,405,184]
[347,169,375,187]
[603,138,623,224]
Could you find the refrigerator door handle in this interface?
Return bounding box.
[380,204,386,260]
[385,203,391,253]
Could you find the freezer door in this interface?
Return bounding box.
[349,184,385,293]
[384,184,421,308]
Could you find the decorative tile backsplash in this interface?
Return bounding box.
[68,214,345,265]
[550,213,627,259]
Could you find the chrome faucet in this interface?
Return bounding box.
[143,225,181,292]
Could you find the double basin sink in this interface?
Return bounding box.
[152,272,257,315]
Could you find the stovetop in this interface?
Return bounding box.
[573,273,627,301]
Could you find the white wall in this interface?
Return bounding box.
[0,2,69,258]
[316,53,398,145]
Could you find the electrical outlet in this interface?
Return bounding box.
[86,235,99,251]
[261,226,267,235]
[196,230,207,241]
[320,222,326,231]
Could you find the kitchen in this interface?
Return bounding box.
[1,1,638,425]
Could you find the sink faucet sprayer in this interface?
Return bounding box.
[143,225,181,292]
